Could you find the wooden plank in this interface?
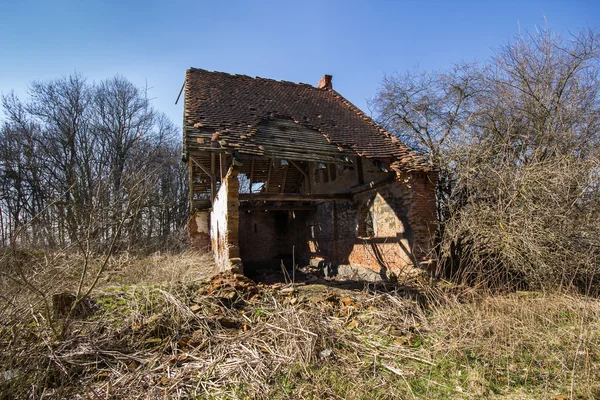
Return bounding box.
[265,160,272,194]
[210,153,216,176]
[306,161,312,194]
[188,158,194,213]
[255,140,348,153]
[249,158,255,194]
[280,165,288,193]
[187,146,351,165]
[210,153,216,203]
[289,160,308,178]
[239,204,317,211]
[185,144,226,153]
[190,155,212,177]
[192,184,212,191]
[239,193,352,201]
[288,160,310,193]
[346,176,396,195]
[220,153,226,180]
[356,156,364,185]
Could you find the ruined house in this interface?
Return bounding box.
[183,68,437,280]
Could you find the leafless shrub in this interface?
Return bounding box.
[443,155,600,290]
[372,27,600,291]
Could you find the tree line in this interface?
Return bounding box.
[372,28,600,290]
[0,74,188,252]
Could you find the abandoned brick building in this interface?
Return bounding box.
[183,68,437,280]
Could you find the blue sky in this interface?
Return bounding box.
[1,0,598,127]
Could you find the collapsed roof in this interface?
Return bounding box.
[183,68,432,173]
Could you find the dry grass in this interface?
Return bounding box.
[104,251,217,286]
[1,253,600,399]
[426,291,600,398]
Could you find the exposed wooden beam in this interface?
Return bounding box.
[210,153,216,203]
[280,165,289,193]
[239,193,352,202]
[219,153,226,180]
[190,155,213,178]
[210,153,216,176]
[289,160,308,178]
[345,176,396,194]
[249,158,255,194]
[265,160,272,194]
[239,204,317,211]
[186,147,351,165]
[187,148,227,155]
[188,158,194,212]
[356,156,364,185]
[306,161,312,193]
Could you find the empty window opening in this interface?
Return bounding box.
[238,173,251,193]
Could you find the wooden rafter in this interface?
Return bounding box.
[239,193,351,201]
[189,158,194,212]
[356,156,364,185]
[290,159,310,193]
[265,160,272,194]
[280,165,289,193]
[289,160,308,178]
[239,204,317,211]
[190,155,212,177]
[249,158,255,194]
[219,153,226,181]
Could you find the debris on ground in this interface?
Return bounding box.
[3,267,598,399]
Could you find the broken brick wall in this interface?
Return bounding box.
[187,210,210,250]
[400,172,438,263]
[306,173,437,278]
[210,168,241,272]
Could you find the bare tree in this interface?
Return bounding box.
[373,28,600,290]
[371,62,484,223]
[0,74,189,250]
[0,73,190,347]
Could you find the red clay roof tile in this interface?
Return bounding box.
[184,68,431,172]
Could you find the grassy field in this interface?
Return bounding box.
[1,252,599,399]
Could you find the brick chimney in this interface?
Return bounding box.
[318,74,333,90]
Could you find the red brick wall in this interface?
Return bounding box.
[402,172,438,262]
[306,172,437,277]
[239,210,310,270]
[191,164,437,279]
